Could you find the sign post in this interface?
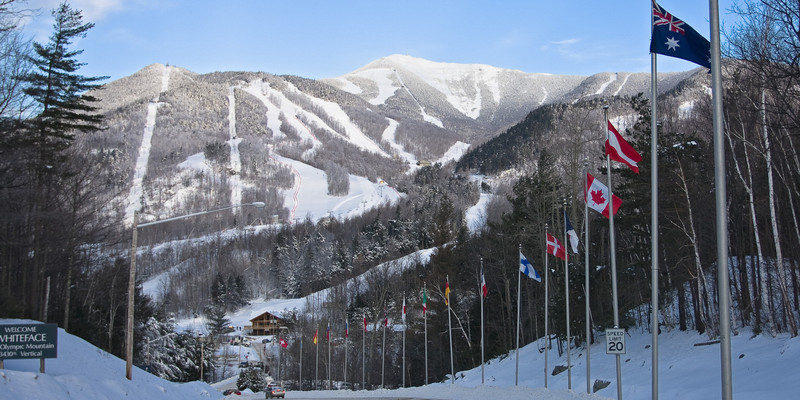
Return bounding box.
[605,328,626,355]
[0,324,59,373]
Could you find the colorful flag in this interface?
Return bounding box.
[422,287,428,315]
[480,266,487,297]
[519,251,542,282]
[345,320,349,338]
[546,233,567,261]
[444,277,451,306]
[313,329,318,345]
[585,173,622,219]
[326,322,330,342]
[363,314,367,332]
[606,121,642,174]
[564,211,580,254]
[279,337,288,348]
[384,308,388,328]
[402,296,407,323]
[650,0,711,68]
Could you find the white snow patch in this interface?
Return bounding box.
[268,153,402,224]
[613,73,631,96]
[595,73,618,95]
[381,118,417,173]
[436,141,470,165]
[124,65,171,226]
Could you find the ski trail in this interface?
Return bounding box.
[125,65,170,226]
[268,150,301,224]
[595,73,618,95]
[393,69,444,128]
[539,86,548,105]
[614,73,631,96]
[227,86,242,209]
[381,117,418,174]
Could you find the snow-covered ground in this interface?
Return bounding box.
[4,317,798,400]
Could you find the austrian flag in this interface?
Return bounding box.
[585,173,622,218]
[606,121,642,173]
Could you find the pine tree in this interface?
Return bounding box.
[21,1,106,173]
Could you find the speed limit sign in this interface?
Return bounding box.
[606,328,626,354]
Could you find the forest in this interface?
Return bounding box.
[0,0,798,388]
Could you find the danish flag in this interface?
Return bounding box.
[546,233,567,261]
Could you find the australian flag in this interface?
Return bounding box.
[650,0,710,68]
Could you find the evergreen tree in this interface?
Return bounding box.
[21,1,106,173]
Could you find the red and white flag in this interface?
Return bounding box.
[363,314,367,332]
[606,121,642,173]
[585,173,622,219]
[279,337,288,348]
[546,233,567,261]
[402,296,407,323]
[480,267,487,297]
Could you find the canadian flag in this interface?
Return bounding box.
[606,121,642,173]
[585,173,622,218]
[546,233,566,261]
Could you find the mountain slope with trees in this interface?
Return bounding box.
[0,0,797,391]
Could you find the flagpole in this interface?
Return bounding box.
[515,245,522,386]
[585,159,592,394]
[328,323,331,390]
[315,328,319,391]
[604,104,623,400]
[447,275,455,384]
[300,336,303,391]
[381,308,386,388]
[709,0,732,398]
[544,227,549,388]
[362,314,365,390]
[563,202,572,390]
[650,43,661,400]
[344,317,348,388]
[402,293,406,388]
[480,257,485,385]
[424,282,429,385]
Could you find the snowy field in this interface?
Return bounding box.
[2,317,798,400]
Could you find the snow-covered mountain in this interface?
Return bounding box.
[77,55,711,340]
[322,54,698,141]
[90,54,704,231]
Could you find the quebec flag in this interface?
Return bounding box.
[520,251,542,282]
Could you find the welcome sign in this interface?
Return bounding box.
[0,324,58,359]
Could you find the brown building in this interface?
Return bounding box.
[248,311,285,336]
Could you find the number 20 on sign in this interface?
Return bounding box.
[605,328,626,354]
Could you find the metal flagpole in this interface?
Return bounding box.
[604,104,623,400]
[480,258,485,385]
[564,202,572,390]
[328,323,331,390]
[585,159,592,394]
[362,314,366,390]
[344,317,348,388]
[381,308,386,388]
[515,245,522,386]
[650,44,660,400]
[402,294,406,388]
[300,336,303,391]
[424,283,429,385]
[447,275,454,384]
[709,0,732,398]
[315,328,319,390]
[544,226,550,388]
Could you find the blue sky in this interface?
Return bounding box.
[24,0,736,82]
